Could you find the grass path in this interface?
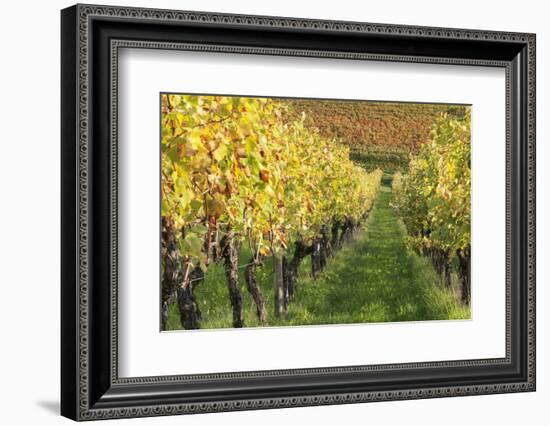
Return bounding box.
[166,175,468,330]
[293,175,469,325]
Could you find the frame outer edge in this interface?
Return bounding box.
[61,4,80,422]
[527,33,535,390]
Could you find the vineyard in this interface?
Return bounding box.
[287,99,468,172]
[161,94,471,331]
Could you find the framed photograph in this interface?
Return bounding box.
[61,4,536,421]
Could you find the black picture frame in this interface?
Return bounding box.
[61,3,536,421]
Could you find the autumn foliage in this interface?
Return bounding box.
[391,110,471,302]
[161,94,382,328]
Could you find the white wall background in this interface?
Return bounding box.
[0,0,547,424]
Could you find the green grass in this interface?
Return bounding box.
[166,174,469,331]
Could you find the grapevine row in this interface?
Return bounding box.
[391,110,471,303]
[161,94,382,329]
